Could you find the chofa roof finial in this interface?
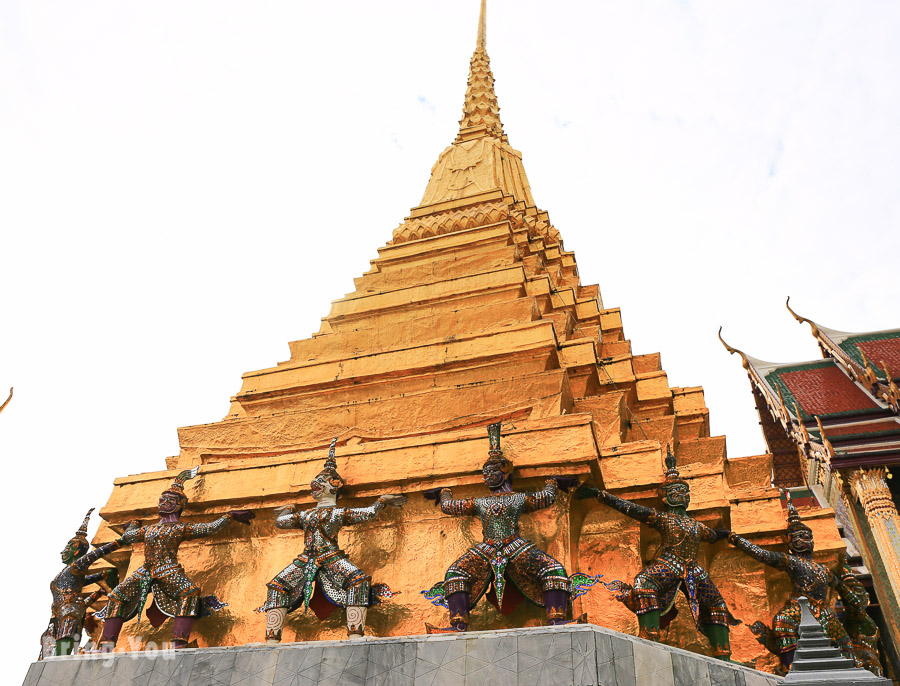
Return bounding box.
[718,327,750,370]
[786,296,820,338]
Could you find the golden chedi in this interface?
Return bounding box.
[90,0,845,671]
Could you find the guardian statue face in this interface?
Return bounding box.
[310,473,342,500]
[663,482,691,510]
[158,491,184,515]
[60,537,87,564]
[789,527,814,555]
[482,460,509,490]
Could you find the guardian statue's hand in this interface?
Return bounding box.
[574,484,601,500]
[553,476,580,492]
[423,488,444,505]
[105,568,119,589]
[228,510,255,524]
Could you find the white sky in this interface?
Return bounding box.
[2,0,898,674]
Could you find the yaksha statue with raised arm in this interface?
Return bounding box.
[576,445,737,660]
[260,438,406,642]
[422,422,583,633]
[43,508,125,657]
[98,467,254,650]
[730,492,857,671]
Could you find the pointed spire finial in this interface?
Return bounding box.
[324,436,339,470]
[75,507,94,540]
[315,436,345,493]
[410,0,538,217]
[661,443,687,489]
[664,444,677,473]
[477,0,487,49]
[458,0,504,140]
[783,489,813,535]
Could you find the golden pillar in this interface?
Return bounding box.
[847,467,900,607]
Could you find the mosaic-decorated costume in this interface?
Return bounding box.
[578,446,736,660]
[836,564,883,676]
[732,493,855,670]
[43,509,123,657]
[99,467,254,650]
[260,438,405,641]
[423,422,589,633]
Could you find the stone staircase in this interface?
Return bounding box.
[782,597,889,685]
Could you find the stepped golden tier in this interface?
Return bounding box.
[90,1,845,671]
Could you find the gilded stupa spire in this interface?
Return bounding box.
[477,0,486,48]
[400,0,547,240]
[410,0,534,215]
[458,0,504,140]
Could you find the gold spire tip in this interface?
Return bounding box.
[477,0,487,49]
[457,0,503,139]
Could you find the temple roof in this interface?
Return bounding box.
[787,297,900,384]
[720,309,900,475]
[761,358,884,421]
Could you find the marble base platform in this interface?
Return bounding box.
[22,624,784,686]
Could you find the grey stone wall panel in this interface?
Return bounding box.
[23,625,783,686]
